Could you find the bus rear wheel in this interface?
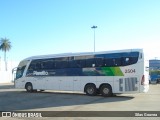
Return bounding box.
[85,84,97,96]
[25,83,33,92]
[100,84,112,97]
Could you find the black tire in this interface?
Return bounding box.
[96,89,100,94]
[85,84,97,96]
[25,83,33,92]
[100,84,112,97]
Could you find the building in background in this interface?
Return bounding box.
[0,57,19,83]
[149,59,160,83]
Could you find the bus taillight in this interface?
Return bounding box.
[141,75,145,85]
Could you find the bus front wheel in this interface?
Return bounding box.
[100,84,112,97]
[25,83,33,92]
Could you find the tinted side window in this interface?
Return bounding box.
[35,61,42,70]
[28,60,42,71]
[104,53,122,67]
[129,57,138,65]
[75,60,86,68]
[86,55,95,67]
[74,56,86,68]
[27,60,42,76]
[121,52,139,66]
[104,58,115,67]
[41,59,54,69]
[54,57,68,69]
[68,57,77,68]
[95,54,104,67]
[113,58,122,66]
[28,61,35,71]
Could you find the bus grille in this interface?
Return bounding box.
[119,77,138,91]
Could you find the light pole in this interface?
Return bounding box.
[91,25,97,52]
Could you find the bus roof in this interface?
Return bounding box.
[23,49,143,61]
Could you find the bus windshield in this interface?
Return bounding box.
[16,60,29,79]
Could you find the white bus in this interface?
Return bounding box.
[14,49,149,97]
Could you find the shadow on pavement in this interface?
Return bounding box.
[0,90,134,111]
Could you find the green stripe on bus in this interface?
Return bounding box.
[101,67,124,76]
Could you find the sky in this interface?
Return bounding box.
[0,0,160,62]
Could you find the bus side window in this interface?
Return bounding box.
[122,57,138,66]
[76,60,86,68]
[68,60,77,68]
[28,63,35,70]
[129,57,138,65]
[42,59,54,70]
[104,53,122,67]
[74,56,86,68]
[104,58,114,67]
[122,57,130,66]
[95,54,104,67]
[35,62,42,70]
[126,57,129,62]
[28,60,39,71]
[54,57,68,69]
[113,58,121,66]
[27,60,39,76]
[86,58,95,67]
[121,52,139,66]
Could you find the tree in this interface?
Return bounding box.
[0,37,12,71]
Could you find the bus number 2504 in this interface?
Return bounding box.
[125,69,136,73]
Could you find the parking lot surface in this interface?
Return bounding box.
[0,83,160,120]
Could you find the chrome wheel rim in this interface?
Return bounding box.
[87,87,94,94]
[27,86,32,91]
[103,88,109,94]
